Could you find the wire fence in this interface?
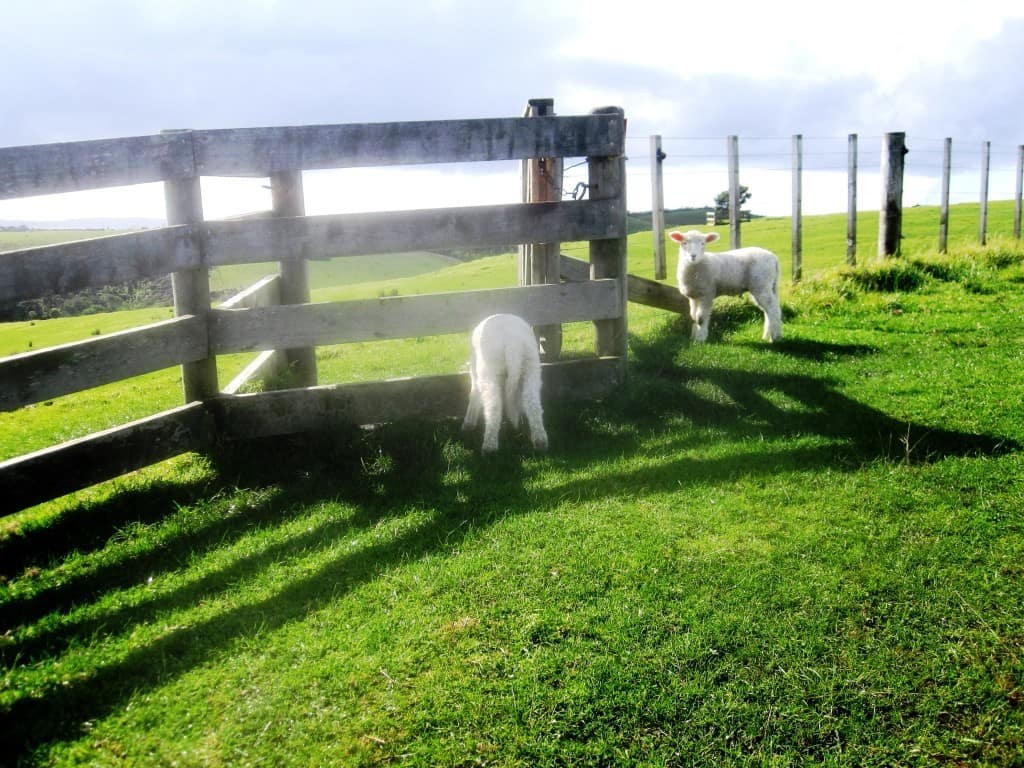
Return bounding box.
[556,134,1023,215]
[556,133,1024,279]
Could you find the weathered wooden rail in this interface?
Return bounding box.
[0,106,628,513]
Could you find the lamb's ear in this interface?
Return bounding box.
[705,232,720,244]
[669,231,683,243]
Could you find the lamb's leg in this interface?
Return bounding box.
[750,289,783,342]
[503,358,524,430]
[520,365,548,451]
[690,296,714,343]
[462,360,482,432]
[479,378,503,454]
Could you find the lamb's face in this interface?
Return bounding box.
[669,230,719,264]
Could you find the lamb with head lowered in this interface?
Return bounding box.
[670,229,783,343]
[462,313,549,454]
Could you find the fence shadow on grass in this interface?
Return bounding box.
[527,322,1019,510]
[0,423,464,653]
[625,323,1016,461]
[2,324,1019,761]
[0,467,220,582]
[0,422,540,759]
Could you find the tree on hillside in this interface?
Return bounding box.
[714,185,751,218]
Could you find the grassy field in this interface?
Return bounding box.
[1,204,1023,765]
[1,201,1019,463]
[208,251,462,296]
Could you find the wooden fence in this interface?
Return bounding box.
[0,106,629,512]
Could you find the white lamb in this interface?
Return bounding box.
[670,229,783,343]
[462,313,549,454]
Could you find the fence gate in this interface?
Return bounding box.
[0,102,628,512]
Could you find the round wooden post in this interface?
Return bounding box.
[791,134,803,282]
[939,138,952,254]
[1014,145,1023,241]
[727,135,741,249]
[588,106,628,368]
[847,133,858,266]
[979,141,990,246]
[271,170,317,387]
[520,97,563,361]
[162,129,218,403]
[879,132,907,257]
[650,135,667,280]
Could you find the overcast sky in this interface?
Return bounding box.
[2,0,1023,221]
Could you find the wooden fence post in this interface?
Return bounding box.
[519,97,562,361]
[879,132,907,257]
[1015,144,1023,240]
[727,135,741,248]
[792,134,802,282]
[270,170,317,387]
[979,140,990,246]
[588,106,628,368]
[939,138,952,254]
[162,130,218,403]
[847,133,857,266]
[650,135,667,280]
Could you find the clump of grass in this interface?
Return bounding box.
[958,236,1024,271]
[983,248,1024,269]
[842,261,927,293]
[909,257,969,283]
[790,267,860,314]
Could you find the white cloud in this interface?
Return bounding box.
[559,0,1022,85]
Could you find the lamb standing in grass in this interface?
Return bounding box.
[462,313,548,454]
[670,229,783,343]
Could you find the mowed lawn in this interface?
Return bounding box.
[1,204,1023,765]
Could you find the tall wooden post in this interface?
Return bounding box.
[791,134,803,282]
[979,141,990,246]
[879,132,907,257]
[727,135,741,248]
[519,98,562,361]
[650,135,667,280]
[588,106,628,370]
[1015,145,1023,240]
[847,133,857,266]
[271,170,317,387]
[163,130,218,403]
[939,138,952,254]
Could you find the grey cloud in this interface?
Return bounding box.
[552,18,1023,179]
[886,17,1024,147]
[2,1,566,146]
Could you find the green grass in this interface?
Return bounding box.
[208,251,461,296]
[0,231,456,287]
[2,206,1024,765]
[0,229,116,251]
[5,201,1018,460]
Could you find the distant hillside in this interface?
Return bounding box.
[0,217,164,230]
[628,207,713,234]
[0,226,463,320]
